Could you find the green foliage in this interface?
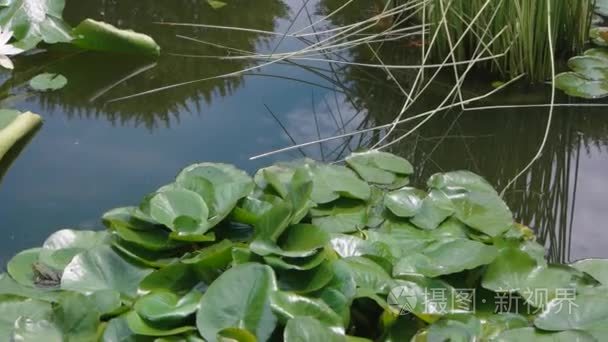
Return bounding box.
[1,151,607,340]
[72,19,161,56]
[555,48,608,98]
[422,0,594,82]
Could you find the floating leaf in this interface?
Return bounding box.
[61,246,152,298]
[346,151,413,186]
[394,239,498,278]
[495,328,595,342]
[135,290,201,326]
[72,19,160,56]
[176,163,253,225]
[567,56,608,81]
[147,188,210,239]
[11,317,62,342]
[410,190,454,230]
[590,27,608,46]
[451,190,513,237]
[572,259,608,285]
[126,310,196,337]
[310,164,371,203]
[196,263,277,342]
[270,291,344,331]
[0,296,54,341]
[0,0,73,49]
[428,171,497,194]
[29,73,68,91]
[284,316,344,342]
[312,200,368,234]
[0,111,42,162]
[207,0,227,9]
[555,72,608,99]
[7,248,41,287]
[384,187,424,218]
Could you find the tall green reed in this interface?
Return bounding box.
[420,0,593,81]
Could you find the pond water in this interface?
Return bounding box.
[1,0,607,265]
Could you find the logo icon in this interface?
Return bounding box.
[387,285,418,315]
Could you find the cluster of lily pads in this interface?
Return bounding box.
[2,151,608,341]
[555,5,608,99]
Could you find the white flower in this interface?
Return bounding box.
[0,28,24,70]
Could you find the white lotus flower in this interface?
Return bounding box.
[0,28,24,70]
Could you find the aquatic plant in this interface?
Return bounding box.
[0,109,41,161]
[420,0,593,81]
[1,151,607,340]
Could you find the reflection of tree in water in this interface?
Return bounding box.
[316,0,608,262]
[11,0,288,130]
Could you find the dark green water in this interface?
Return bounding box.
[1,0,607,265]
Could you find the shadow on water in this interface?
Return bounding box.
[3,0,289,130]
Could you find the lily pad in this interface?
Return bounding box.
[270,291,344,331]
[29,73,68,91]
[284,316,344,342]
[393,239,498,278]
[567,56,608,81]
[346,150,413,185]
[135,290,202,326]
[147,188,210,238]
[61,245,152,298]
[72,19,160,56]
[572,259,608,285]
[410,190,454,230]
[495,328,595,342]
[196,263,277,342]
[590,27,608,46]
[176,163,253,225]
[384,187,424,218]
[555,72,608,99]
[312,200,368,234]
[0,296,54,341]
[0,0,72,49]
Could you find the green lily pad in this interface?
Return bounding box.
[61,245,152,298]
[139,262,201,294]
[72,19,160,56]
[571,259,608,285]
[534,290,608,339]
[196,263,277,342]
[311,200,368,234]
[39,229,110,270]
[264,249,328,271]
[567,56,608,81]
[135,290,202,326]
[310,163,371,203]
[410,190,454,230]
[147,188,210,238]
[584,48,608,61]
[339,257,395,295]
[428,171,498,194]
[10,317,62,342]
[284,316,345,342]
[451,190,513,237]
[29,73,68,91]
[555,72,608,99]
[393,239,498,278]
[252,224,329,258]
[384,187,424,218]
[590,27,608,46]
[270,291,344,331]
[176,163,253,225]
[495,328,595,342]
[346,151,413,186]
[0,0,73,49]
[0,296,54,341]
[53,292,101,340]
[102,206,159,231]
[126,310,196,337]
[277,261,334,294]
[7,248,42,287]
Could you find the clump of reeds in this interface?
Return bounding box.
[421,0,594,81]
